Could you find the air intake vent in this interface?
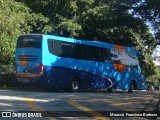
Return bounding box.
[18,55,38,61]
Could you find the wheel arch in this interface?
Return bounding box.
[130,80,137,90]
[70,76,81,86]
[70,76,81,82]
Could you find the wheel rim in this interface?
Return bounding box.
[72,80,79,90]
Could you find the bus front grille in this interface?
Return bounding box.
[18,55,38,61]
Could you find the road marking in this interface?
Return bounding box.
[68,101,110,120]
[71,99,149,111]
[111,104,132,111]
[111,102,136,111]
[104,101,148,112]
[23,98,54,120]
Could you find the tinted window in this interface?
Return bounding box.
[61,42,73,58]
[73,44,90,60]
[73,43,113,62]
[48,39,74,58]
[48,40,62,56]
[90,46,114,62]
[17,35,42,48]
[47,39,139,67]
[47,39,114,62]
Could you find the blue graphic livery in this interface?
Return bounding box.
[15,34,147,92]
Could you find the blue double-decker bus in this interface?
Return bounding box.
[15,34,147,93]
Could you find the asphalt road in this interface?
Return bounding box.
[0,89,159,120]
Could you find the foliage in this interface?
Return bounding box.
[16,0,156,51]
[132,0,160,42]
[141,53,159,77]
[1,0,159,78]
[0,0,50,65]
[16,0,157,78]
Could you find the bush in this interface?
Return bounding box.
[0,64,20,87]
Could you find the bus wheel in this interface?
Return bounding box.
[128,82,134,93]
[71,78,80,92]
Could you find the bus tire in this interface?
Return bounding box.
[71,78,80,92]
[128,82,134,93]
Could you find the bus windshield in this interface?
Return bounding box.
[17,35,42,48]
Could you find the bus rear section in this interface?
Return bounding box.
[15,34,43,85]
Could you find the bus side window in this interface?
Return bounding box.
[73,44,90,60]
[61,42,73,58]
[88,46,114,62]
[114,49,126,64]
[52,40,62,56]
[90,47,102,61]
[126,51,138,67]
[103,48,114,63]
[48,39,62,56]
[48,39,74,58]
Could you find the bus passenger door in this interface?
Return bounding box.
[126,51,141,88]
[113,46,129,89]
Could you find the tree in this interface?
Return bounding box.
[0,0,50,67]
[16,0,156,50]
[15,0,157,77]
[132,0,160,42]
[16,0,82,37]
